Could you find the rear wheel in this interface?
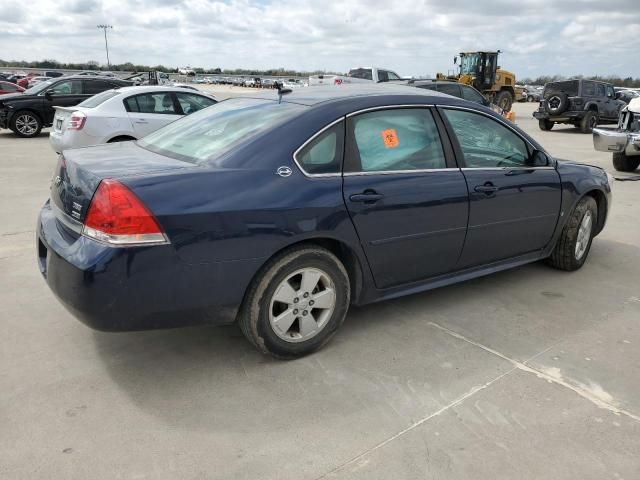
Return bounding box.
[238,245,350,358]
[494,90,513,111]
[547,196,597,271]
[539,119,554,131]
[612,152,640,172]
[10,111,42,138]
[580,111,598,133]
[527,95,534,102]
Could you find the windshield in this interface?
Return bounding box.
[460,54,480,75]
[78,90,120,108]
[23,80,54,95]
[138,98,305,165]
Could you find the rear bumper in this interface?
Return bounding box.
[37,200,262,332]
[592,128,640,156]
[533,110,584,122]
[49,129,103,154]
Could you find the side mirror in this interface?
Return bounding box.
[453,56,458,65]
[45,89,54,99]
[531,150,550,167]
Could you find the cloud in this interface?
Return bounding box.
[1,0,640,77]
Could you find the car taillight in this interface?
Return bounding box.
[334,78,343,85]
[67,111,86,130]
[82,179,168,246]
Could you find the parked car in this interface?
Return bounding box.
[27,76,53,88]
[522,87,543,103]
[44,71,65,78]
[311,67,403,86]
[0,81,25,95]
[178,66,196,76]
[17,77,30,89]
[402,80,491,106]
[593,97,640,172]
[533,79,625,133]
[37,84,611,358]
[615,88,640,104]
[49,86,217,153]
[0,76,131,137]
[75,71,101,76]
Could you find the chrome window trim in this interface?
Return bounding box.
[346,104,435,117]
[460,167,555,171]
[292,117,344,178]
[344,168,457,177]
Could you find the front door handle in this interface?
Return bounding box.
[474,183,499,194]
[349,191,384,203]
[505,168,535,176]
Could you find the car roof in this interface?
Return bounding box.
[105,85,214,96]
[244,83,450,106]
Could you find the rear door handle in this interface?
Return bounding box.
[474,183,499,194]
[134,119,149,124]
[349,191,384,203]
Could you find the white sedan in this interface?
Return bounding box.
[49,86,216,153]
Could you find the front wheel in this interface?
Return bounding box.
[238,245,350,358]
[539,119,554,131]
[494,90,513,112]
[547,196,598,271]
[10,111,42,138]
[612,152,640,172]
[580,111,598,133]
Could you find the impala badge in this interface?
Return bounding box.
[276,166,292,177]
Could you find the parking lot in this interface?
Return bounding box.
[1,96,639,479]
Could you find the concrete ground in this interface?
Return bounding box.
[1,97,639,480]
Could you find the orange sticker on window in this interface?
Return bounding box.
[381,128,399,148]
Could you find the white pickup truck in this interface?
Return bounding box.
[309,67,402,86]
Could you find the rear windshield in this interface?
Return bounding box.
[138,98,305,165]
[349,68,373,80]
[78,89,120,108]
[544,80,579,97]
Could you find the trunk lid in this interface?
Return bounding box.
[52,106,82,133]
[50,141,193,226]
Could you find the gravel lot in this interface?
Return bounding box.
[1,95,639,480]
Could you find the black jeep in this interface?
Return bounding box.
[533,79,625,133]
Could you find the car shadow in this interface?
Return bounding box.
[0,130,50,139]
[91,237,639,430]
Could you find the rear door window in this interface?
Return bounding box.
[596,83,606,97]
[582,81,596,96]
[175,92,216,115]
[347,108,446,172]
[349,68,373,80]
[78,90,120,108]
[461,86,487,105]
[437,83,462,98]
[124,92,177,114]
[83,79,117,95]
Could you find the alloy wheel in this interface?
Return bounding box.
[269,267,336,343]
[15,114,39,136]
[574,211,593,260]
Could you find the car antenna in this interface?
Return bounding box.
[276,82,292,104]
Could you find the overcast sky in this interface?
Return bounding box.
[1,0,639,77]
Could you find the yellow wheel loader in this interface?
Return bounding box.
[437,51,517,111]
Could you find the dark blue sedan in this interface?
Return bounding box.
[37,84,612,358]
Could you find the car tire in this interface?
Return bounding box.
[580,111,598,133]
[238,245,350,359]
[10,110,42,138]
[527,95,534,102]
[544,93,569,115]
[539,119,554,131]
[612,152,640,172]
[494,90,513,111]
[547,196,597,271]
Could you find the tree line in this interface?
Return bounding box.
[2,59,639,86]
[0,59,337,77]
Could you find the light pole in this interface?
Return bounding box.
[96,24,113,68]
